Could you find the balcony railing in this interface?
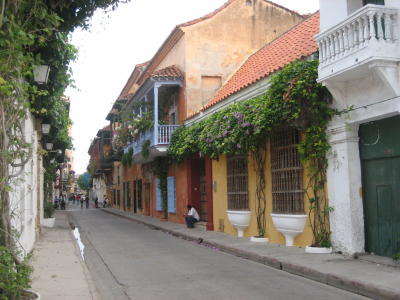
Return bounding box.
[157,125,179,144]
[316,5,399,80]
[125,125,180,157]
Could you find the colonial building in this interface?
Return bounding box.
[106,0,306,227]
[316,0,400,256]
[186,13,320,247]
[88,126,113,203]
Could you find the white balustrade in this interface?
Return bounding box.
[157,125,179,144]
[316,5,398,68]
[125,125,179,157]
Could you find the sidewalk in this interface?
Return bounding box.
[31,211,100,300]
[103,208,400,300]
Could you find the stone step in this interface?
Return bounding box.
[195,221,207,231]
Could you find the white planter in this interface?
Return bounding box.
[42,217,55,228]
[271,213,307,246]
[305,246,332,254]
[226,210,251,237]
[24,289,41,300]
[250,236,269,243]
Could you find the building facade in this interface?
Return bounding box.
[105,0,306,228]
[317,0,400,256]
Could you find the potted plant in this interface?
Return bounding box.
[42,201,55,228]
[305,196,333,254]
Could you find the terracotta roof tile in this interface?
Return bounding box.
[151,65,183,81]
[190,13,319,118]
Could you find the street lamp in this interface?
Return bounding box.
[41,123,51,135]
[33,65,51,85]
[45,142,54,150]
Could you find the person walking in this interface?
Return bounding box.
[95,196,99,208]
[80,194,84,209]
[103,195,108,208]
[85,194,89,209]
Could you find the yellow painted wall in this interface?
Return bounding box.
[212,141,314,248]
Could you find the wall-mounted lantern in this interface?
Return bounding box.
[45,143,54,150]
[41,123,51,135]
[33,65,51,85]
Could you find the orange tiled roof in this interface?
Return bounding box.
[189,12,319,119]
[151,65,183,81]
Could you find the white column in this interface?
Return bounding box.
[327,123,365,254]
[153,85,159,145]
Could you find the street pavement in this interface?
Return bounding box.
[31,211,100,300]
[68,207,368,300]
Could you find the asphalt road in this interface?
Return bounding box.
[68,207,369,300]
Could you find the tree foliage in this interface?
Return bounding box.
[0,0,131,293]
[77,173,91,191]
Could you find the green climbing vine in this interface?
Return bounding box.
[0,0,132,295]
[141,139,151,159]
[169,60,342,246]
[151,157,170,219]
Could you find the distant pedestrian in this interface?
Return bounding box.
[95,197,99,208]
[72,194,76,204]
[184,205,200,228]
[85,195,89,209]
[103,195,108,208]
[80,195,84,209]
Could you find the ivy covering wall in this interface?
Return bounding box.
[169,60,343,246]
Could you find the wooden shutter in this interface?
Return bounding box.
[138,179,143,210]
[156,178,162,211]
[227,155,249,210]
[167,176,176,213]
[271,127,304,214]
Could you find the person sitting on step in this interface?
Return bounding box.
[184,205,200,228]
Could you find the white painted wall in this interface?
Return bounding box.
[9,111,43,255]
[92,176,107,203]
[319,0,400,32]
[319,0,400,254]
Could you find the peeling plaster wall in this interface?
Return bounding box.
[183,0,304,117]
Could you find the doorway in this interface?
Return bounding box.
[189,155,213,229]
[360,116,400,257]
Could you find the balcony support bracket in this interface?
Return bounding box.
[370,61,400,97]
[323,81,347,107]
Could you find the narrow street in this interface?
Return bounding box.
[67,206,368,300]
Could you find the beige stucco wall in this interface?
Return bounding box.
[183,0,304,116]
[156,36,186,72]
[212,142,314,248]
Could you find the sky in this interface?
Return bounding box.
[66,0,319,174]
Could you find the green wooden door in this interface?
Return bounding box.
[360,116,400,257]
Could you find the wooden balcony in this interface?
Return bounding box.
[125,125,180,163]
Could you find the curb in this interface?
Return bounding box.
[102,209,398,300]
